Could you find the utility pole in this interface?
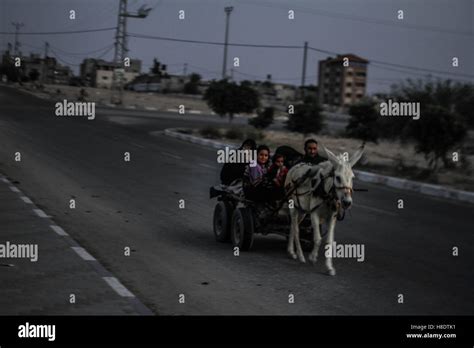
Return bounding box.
[111,1,151,104]
[44,41,49,58]
[222,6,233,79]
[301,41,308,98]
[11,22,24,56]
[183,63,187,76]
[42,41,49,84]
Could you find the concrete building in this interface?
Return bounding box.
[1,51,72,84]
[318,54,368,108]
[80,58,141,88]
[273,83,297,102]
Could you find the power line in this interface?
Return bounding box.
[0,27,116,35]
[49,45,114,67]
[49,44,115,57]
[307,46,474,80]
[129,32,474,81]
[7,26,471,84]
[239,0,472,36]
[49,48,81,66]
[369,63,474,83]
[128,32,303,49]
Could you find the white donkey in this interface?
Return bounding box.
[284,145,364,275]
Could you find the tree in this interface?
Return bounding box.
[204,79,259,121]
[345,98,380,143]
[28,69,40,82]
[151,58,166,76]
[451,83,474,129]
[249,106,274,129]
[0,61,19,82]
[406,104,465,170]
[390,79,468,169]
[183,73,201,94]
[286,96,324,134]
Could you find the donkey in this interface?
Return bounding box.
[284,145,364,275]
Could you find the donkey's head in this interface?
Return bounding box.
[323,144,365,209]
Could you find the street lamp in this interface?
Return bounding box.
[222,6,234,79]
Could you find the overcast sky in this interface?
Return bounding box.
[1,0,473,93]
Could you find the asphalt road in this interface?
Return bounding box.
[0,85,473,315]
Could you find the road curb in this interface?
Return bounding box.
[164,128,237,150]
[164,128,474,204]
[1,84,211,115]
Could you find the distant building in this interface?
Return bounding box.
[127,73,188,93]
[80,58,141,88]
[318,54,369,108]
[1,51,72,84]
[273,83,297,102]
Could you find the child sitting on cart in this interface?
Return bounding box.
[243,145,272,202]
[244,146,287,203]
[267,153,289,188]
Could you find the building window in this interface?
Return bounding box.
[102,76,108,80]
[347,71,353,76]
[345,93,352,98]
[346,82,352,87]
[356,82,365,87]
[356,72,366,77]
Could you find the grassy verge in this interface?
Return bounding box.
[194,126,474,192]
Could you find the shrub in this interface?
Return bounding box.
[286,96,324,135]
[248,107,274,129]
[245,129,264,141]
[345,99,380,143]
[225,128,244,139]
[199,126,221,139]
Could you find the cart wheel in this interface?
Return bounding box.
[213,201,233,242]
[231,207,254,251]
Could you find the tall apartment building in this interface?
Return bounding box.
[318,54,369,108]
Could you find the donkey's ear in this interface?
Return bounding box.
[322,146,339,165]
[349,143,365,167]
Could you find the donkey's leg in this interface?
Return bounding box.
[294,213,306,263]
[287,208,298,259]
[308,212,322,264]
[325,216,337,276]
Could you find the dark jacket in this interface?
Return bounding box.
[220,139,257,185]
[299,154,327,165]
[220,162,247,185]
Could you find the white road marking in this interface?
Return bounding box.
[199,163,214,169]
[1,178,9,183]
[145,106,157,111]
[356,203,398,216]
[33,209,49,218]
[189,110,202,114]
[161,151,182,160]
[131,142,145,149]
[20,196,33,204]
[167,108,179,112]
[103,277,135,298]
[50,225,69,236]
[71,247,96,261]
[9,186,21,193]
